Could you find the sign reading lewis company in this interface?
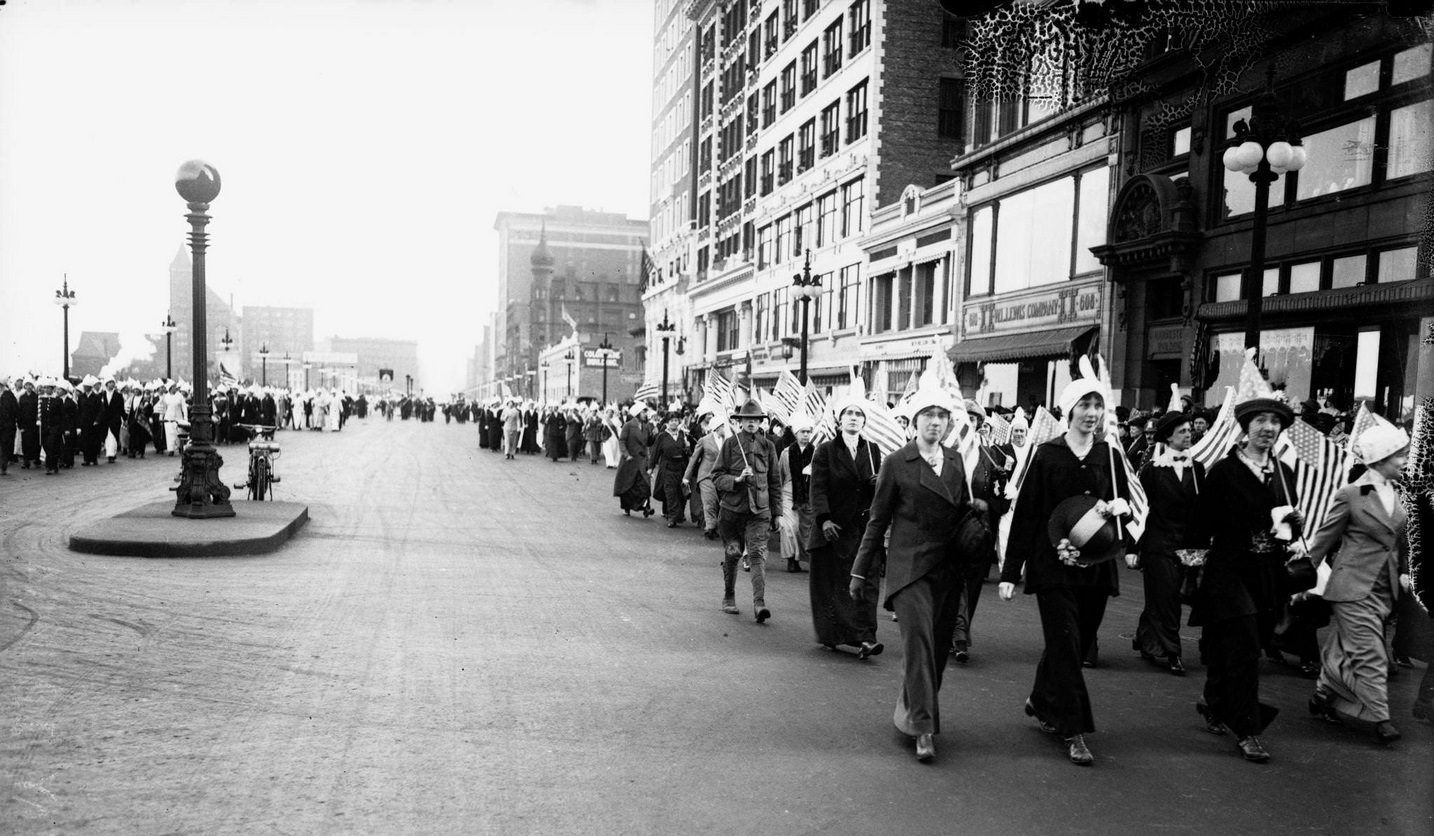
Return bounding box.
[962,281,1102,337]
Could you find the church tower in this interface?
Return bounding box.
[529,221,556,348]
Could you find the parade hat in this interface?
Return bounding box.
[1356,422,1409,465]
[732,398,766,419]
[787,410,815,432]
[830,394,866,421]
[1234,397,1293,431]
[1047,495,1122,566]
[630,401,650,417]
[904,387,956,420]
[1152,411,1191,444]
[80,374,99,388]
[1011,407,1029,432]
[964,398,986,426]
[1057,377,1103,416]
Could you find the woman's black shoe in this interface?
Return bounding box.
[1196,701,1228,736]
[1308,693,1341,724]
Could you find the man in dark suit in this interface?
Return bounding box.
[16,378,40,469]
[850,388,974,763]
[0,376,17,475]
[77,376,104,466]
[1132,411,1206,675]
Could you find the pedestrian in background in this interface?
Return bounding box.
[650,412,691,528]
[684,407,723,539]
[776,411,816,573]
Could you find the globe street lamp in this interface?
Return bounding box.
[218,327,235,384]
[596,332,619,405]
[161,313,177,380]
[1221,66,1306,363]
[564,349,576,398]
[791,249,822,385]
[258,343,270,387]
[655,310,677,406]
[54,275,77,380]
[172,159,234,518]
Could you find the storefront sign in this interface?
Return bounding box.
[962,282,1102,337]
[1147,324,1185,359]
[583,349,621,368]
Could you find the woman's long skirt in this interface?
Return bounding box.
[613,458,651,511]
[656,467,686,523]
[809,533,880,648]
[1318,575,1395,722]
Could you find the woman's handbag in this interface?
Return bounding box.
[953,453,995,568]
[1272,459,1318,595]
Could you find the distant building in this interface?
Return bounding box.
[490,206,648,400]
[167,243,239,383]
[317,336,419,393]
[241,305,314,383]
[69,332,121,380]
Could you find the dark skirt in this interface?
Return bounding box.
[656,467,685,522]
[613,458,651,511]
[809,534,880,647]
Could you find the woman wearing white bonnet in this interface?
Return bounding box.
[1307,421,1410,744]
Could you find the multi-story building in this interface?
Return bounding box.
[641,0,699,402]
[491,206,648,401]
[240,305,314,385]
[317,336,419,394]
[1092,9,1431,417]
[682,0,961,395]
[167,243,240,384]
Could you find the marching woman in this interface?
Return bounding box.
[543,406,567,462]
[999,370,1135,767]
[601,406,623,468]
[1307,422,1410,744]
[1132,411,1207,675]
[849,387,972,763]
[811,397,883,657]
[650,412,691,527]
[613,403,655,517]
[1191,397,1302,763]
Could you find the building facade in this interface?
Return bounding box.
[679,0,962,395]
[491,206,648,401]
[1093,10,1431,418]
[167,243,239,384]
[240,305,314,385]
[317,336,418,394]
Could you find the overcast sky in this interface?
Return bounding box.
[0,0,653,392]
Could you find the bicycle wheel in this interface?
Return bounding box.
[254,457,271,501]
[246,455,260,501]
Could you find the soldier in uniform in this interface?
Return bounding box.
[711,399,783,622]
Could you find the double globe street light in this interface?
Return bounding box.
[1221,66,1307,363]
[54,276,78,380]
[791,249,822,385]
[161,313,177,380]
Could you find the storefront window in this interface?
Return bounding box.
[1205,328,1313,405]
[1354,330,1381,401]
[1344,60,1380,100]
[1289,261,1320,295]
[1392,43,1432,86]
[1387,99,1433,180]
[994,176,1074,293]
[1261,267,1279,297]
[968,206,993,296]
[1295,116,1376,200]
[1074,166,1110,275]
[1214,272,1242,302]
[1331,254,1367,288]
[1377,247,1417,284]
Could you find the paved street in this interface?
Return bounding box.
[1,417,1430,835]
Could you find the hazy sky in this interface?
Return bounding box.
[0,0,653,392]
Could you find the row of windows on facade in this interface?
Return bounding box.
[697,174,866,271]
[707,256,952,353]
[710,0,854,54]
[697,80,868,227]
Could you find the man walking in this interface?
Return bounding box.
[711,399,782,622]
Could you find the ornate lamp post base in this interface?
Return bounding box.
[173,436,235,518]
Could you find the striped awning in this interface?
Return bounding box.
[949,326,1096,364]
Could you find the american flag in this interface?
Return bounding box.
[1278,418,1353,538]
[758,387,791,424]
[802,380,835,444]
[1010,406,1065,492]
[986,410,1011,446]
[632,381,659,405]
[861,395,908,457]
[638,246,657,294]
[1345,401,1397,462]
[1190,349,1271,469]
[899,369,920,406]
[773,370,805,420]
[703,368,735,415]
[1092,353,1147,541]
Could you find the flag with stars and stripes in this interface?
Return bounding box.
[702,368,735,415]
[631,381,659,405]
[986,410,1011,446]
[1278,418,1353,538]
[1189,349,1271,470]
[773,370,805,420]
[802,381,835,444]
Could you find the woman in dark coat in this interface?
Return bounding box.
[543,407,566,462]
[565,409,585,462]
[521,404,540,454]
[999,378,1135,767]
[1191,397,1301,764]
[650,413,691,527]
[951,424,1010,664]
[613,404,654,516]
[808,398,882,655]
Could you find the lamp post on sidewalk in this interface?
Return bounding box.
[258,343,270,387]
[791,249,821,385]
[655,310,677,407]
[564,349,575,398]
[161,314,176,380]
[540,361,550,403]
[54,276,77,380]
[596,332,619,405]
[172,159,234,518]
[1221,66,1306,364]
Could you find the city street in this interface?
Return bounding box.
[1,417,1430,835]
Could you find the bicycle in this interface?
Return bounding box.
[233,424,282,500]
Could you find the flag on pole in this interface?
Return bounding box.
[632,381,659,404]
[758,387,791,424]
[703,368,735,415]
[1091,354,1147,540]
[1278,417,1353,537]
[803,380,835,444]
[773,370,805,420]
[1345,401,1397,462]
[639,246,657,294]
[863,398,908,457]
[986,410,1012,446]
[1189,386,1238,470]
[560,303,579,335]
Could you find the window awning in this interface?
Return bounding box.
[949,326,1097,364]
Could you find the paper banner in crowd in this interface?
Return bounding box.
[1277,414,1354,538]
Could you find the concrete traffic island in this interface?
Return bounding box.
[68,501,309,557]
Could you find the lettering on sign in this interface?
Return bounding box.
[1147,324,1186,359]
[962,282,1102,337]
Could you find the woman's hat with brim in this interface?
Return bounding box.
[1234,397,1293,430]
[905,388,957,420]
[732,398,765,419]
[830,394,866,421]
[1048,495,1122,566]
[1357,422,1409,464]
[1153,411,1191,444]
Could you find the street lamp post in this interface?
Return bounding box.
[258,343,270,387]
[1221,66,1306,363]
[540,361,550,403]
[54,276,77,380]
[791,249,821,385]
[304,363,312,390]
[655,310,677,406]
[597,332,618,405]
[281,352,290,389]
[172,160,234,518]
[161,314,177,380]
[564,349,575,398]
[219,327,234,383]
